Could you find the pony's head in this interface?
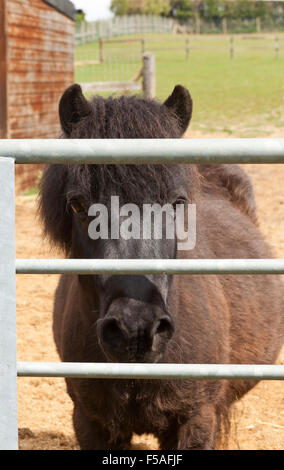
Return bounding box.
[39,84,198,363]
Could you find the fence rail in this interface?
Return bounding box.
[142,35,282,60]
[74,33,283,95]
[17,362,284,380]
[16,259,284,275]
[1,138,284,164]
[0,138,284,450]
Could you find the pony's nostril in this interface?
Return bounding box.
[100,317,126,350]
[155,316,174,338]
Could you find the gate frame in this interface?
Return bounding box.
[0,138,284,450]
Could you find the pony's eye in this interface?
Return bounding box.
[70,199,87,215]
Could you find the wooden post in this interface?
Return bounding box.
[222,17,227,34]
[230,36,234,60]
[99,38,104,63]
[186,36,190,60]
[143,53,156,99]
[256,17,261,34]
[275,36,279,59]
[141,38,145,54]
[195,17,200,34]
[84,21,87,44]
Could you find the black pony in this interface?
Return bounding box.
[39,84,284,449]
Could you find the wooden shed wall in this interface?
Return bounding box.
[3,0,74,190]
[0,0,7,139]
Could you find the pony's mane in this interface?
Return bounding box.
[63,94,198,205]
[39,92,199,252]
[68,94,183,139]
[66,164,178,206]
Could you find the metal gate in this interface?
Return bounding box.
[1,138,284,449]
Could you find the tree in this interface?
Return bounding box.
[144,0,171,15]
[75,9,86,23]
[111,0,171,16]
[202,0,225,19]
[254,0,268,19]
[170,0,195,21]
[129,0,146,14]
[232,0,256,19]
[110,0,130,16]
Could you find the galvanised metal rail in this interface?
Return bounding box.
[1,138,284,164]
[16,258,284,274]
[1,138,284,450]
[17,362,284,380]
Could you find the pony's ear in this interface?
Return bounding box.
[59,83,92,136]
[164,85,193,134]
[39,165,72,253]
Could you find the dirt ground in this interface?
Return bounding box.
[16,131,284,450]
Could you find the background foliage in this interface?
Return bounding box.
[110,0,284,21]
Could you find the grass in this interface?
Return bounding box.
[23,187,39,196]
[75,33,284,136]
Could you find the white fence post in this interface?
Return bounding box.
[0,157,18,450]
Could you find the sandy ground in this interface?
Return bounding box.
[16,131,284,450]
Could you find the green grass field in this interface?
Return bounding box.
[75,34,284,136]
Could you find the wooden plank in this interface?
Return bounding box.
[9,47,73,63]
[8,36,74,54]
[9,0,70,14]
[12,130,60,138]
[103,38,143,45]
[7,11,75,35]
[10,113,60,130]
[75,60,100,67]
[10,122,61,138]
[0,0,7,138]
[9,82,71,95]
[81,81,142,93]
[8,25,74,46]
[9,0,50,10]
[8,60,74,74]
[7,0,74,29]
[8,71,73,83]
[9,92,64,106]
[8,102,59,118]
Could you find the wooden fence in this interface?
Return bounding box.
[80,52,156,99]
[75,15,174,45]
[75,34,282,95]
[75,15,284,45]
[95,35,282,62]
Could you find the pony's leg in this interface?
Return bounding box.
[156,420,179,450]
[73,405,132,450]
[158,405,218,450]
[176,405,218,450]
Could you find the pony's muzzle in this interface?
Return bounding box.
[97,300,174,363]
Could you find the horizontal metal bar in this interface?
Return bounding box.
[16,259,284,275]
[1,139,284,164]
[17,362,284,380]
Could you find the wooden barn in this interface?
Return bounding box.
[0,0,75,190]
